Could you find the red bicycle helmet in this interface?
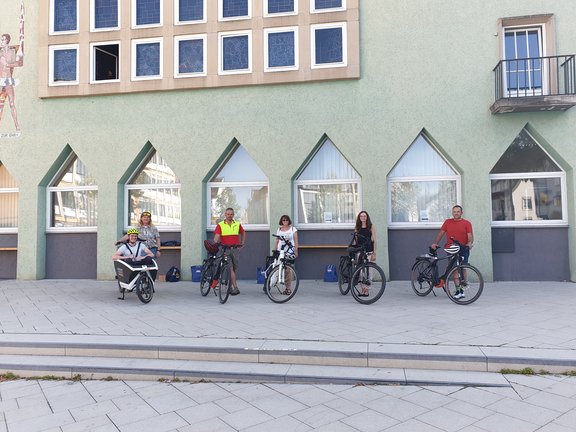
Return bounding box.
[204,240,219,254]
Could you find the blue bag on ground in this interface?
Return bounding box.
[324,264,338,282]
[166,266,181,282]
[191,266,202,282]
[256,267,266,284]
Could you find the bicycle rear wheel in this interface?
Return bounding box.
[338,257,351,295]
[350,262,386,305]
[200,260,211,297]
[218,265,232,304]
[410,260,434,296]
[265,264,299,303]
[445,264,484,305]
[135,274,154,304]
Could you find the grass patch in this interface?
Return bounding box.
[500,367,536,375]
[0,372,20,382]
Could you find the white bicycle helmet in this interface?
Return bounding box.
[444,244,461,255]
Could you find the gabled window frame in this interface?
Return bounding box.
[0,164,18,233]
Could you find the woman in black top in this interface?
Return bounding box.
[354,211,376,262]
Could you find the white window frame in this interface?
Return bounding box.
[490,172,567,227]
[131,0,163,29]
[131,37,164,81]
[264,27,298,72]
[90,0,120,32]
[46,155,98,233]
[206,181,270,231]
[50,0,79,35]
[0,185,18,233]
[218,0,252,21]
[502,24,548,97]
[175,0,207,24]
[310,0,346,14]
[264,0,297,17]
[49,44,80,86]
[218,30,252,75]
[174,34,207,78]
[310,22,347,69]
[90,40,121,83]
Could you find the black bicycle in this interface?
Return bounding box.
[338,233,386,305]
[263,234,299,303]
[200,242,240,304]
[411,238,483,305]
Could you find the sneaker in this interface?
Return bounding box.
[434,279,445,288]
[453,289,465,299]
[230,287,240,296]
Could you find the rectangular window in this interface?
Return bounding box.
[311,22,347,68]
[51,0,78,33]
[90,42,120,83]
[219,31,252,74]
[0,164,18,230]
[390,181,457,223]
[219,0,251,21]
[176,0,205,23]
[297,183,358,225]
[175,35,207,77]
[264,27,298,71]
[132,38,163,80]
[209,185,269,226]
[50,190,98,228]
[503,27,544,96]
[49,45,79,86]
[311,0,345,13]
[133,0,162,27]
[265,0,296,16]
[91,0,119,30]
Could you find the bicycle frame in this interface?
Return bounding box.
[267,235,295,284]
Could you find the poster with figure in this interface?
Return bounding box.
[0,2,24,137]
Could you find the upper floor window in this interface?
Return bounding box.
[48,154,97,231]
[91,0,119,31]
[295,138,359,227]
[311,0,345,13]
[133,0,162,28]
[51,0,78,34]
[49,44,79,86]
[126,150,181,229]
[132,38,163,80]
[490,129,566,225]
[219,31,252,75]
[388,134,460,226]
[311,22,347,68]
[264,27,298,72]
[0,163,18,231]
[176,0,206,24]
[219,0,251,21]
[207,145,269,229]
[265,0,296,16]
[175,35,207,77]
[91,41,120,82]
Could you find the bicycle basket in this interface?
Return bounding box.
[204,240,219,254]
[444,244,460,255]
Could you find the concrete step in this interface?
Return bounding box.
[0,334,574,375]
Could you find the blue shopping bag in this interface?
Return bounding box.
[324,264,338,282]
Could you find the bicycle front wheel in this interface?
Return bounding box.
[350,262,386,305]
[136,274,154,304]
[265,264,299,303]
[218,264,232,304]
[445,264,484,305]
[200,260,211,297]
[410,260,434,297]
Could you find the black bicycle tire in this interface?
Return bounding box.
[410,260,434,297]
[265,263,299,304]
[445,264,484,305]
[218,264,232,304]
[200,260,211,297]
[135,274,154,304]
[338,257,352,295]
[350,262,386,305]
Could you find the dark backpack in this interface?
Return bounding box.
[166,266,181,282]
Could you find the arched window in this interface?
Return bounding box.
[490,129,566,225]
[0,162,18,231]
[388,134,460,226]
[125,150,181,229]
[294,138,359,227]
[47,154,97,230]
[207,145,269,228]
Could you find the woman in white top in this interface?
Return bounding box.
[274,215,298,257]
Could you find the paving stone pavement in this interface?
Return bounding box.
[0,278,575,431]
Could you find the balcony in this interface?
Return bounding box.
[491,55,576,114]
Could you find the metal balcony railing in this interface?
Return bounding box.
[493,54,576,99]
